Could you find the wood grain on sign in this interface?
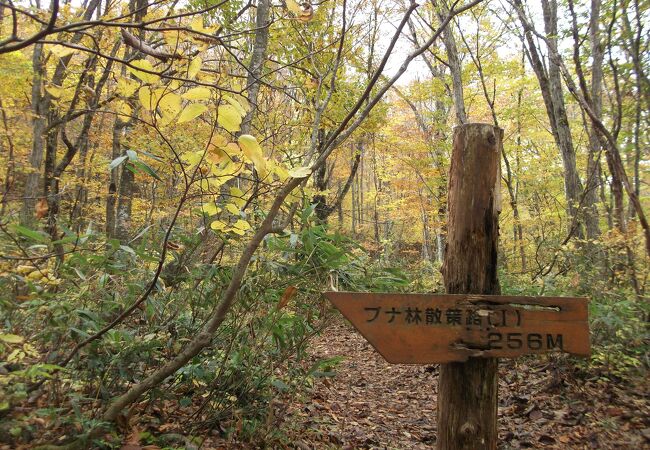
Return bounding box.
[324,292,590,364]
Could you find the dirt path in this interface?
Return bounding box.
[286,317,649,449]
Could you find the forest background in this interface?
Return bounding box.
[0,0,647,447]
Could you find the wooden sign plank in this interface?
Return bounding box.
[324,292,590,364]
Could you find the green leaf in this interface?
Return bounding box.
[109,155,128,170]
[0,334,24,344]
[10,224,49,243]
[49,44,76,58]
[271,379,290,392]
[132,160,162,181]
[286,0,302,15]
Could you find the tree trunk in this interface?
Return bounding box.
[541,0,584,238]
[107,110,126,237]
[240,0,270,135]
[0,100,15,216]
[438,123,501,450]
[22,43,46,226]
[583,0,603,240]
[515,0,584,238]
[435,1,467,125]
[115,142,135,243]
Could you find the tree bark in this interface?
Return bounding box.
[438,123,501,450]
[22,43,46,226]
[435,1,467,125]
[106,119,124,238]
[583,0,603,239]
[240,0,270,135]
[515,0,584,238]
[114,0,146,243]
[541,0,584,238]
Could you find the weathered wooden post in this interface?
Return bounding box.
[437,123,502,449]
[323,124,590,449]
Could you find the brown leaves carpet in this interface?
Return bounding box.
[285,318,649,449]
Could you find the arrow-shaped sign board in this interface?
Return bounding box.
[324,292,590,364]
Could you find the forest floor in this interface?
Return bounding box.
[12,316,648,449]
[283,317,650,450]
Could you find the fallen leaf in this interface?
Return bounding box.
[35,198,48,219]
[278,286,297,309]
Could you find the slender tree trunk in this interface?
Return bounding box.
[582,0,603,239]
[240,0,270,135]
[372,142,380,243]
[115,140,135,243]
[541,0,584,238]
[0,100,15,216]
[438,123,501,450]
[106,119,125,238]
[114,0,146,243]
[515,0,584,238]
[22,43,46,226]
[435,1,467,125]
[351,143,357,234]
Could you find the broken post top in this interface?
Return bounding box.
[443,123,503,296]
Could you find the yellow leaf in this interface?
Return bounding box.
[207,147,227,164]
[45,85,63,98]
[188,57,202,78]
[218,105,242,133]
[159,92,182,118]
[117,78,139,97]
[286,0,302,14]
[15,265,36,274]
[225,203,239,215]
[116,100,132,121]
[128,59,160,84]
[181,150,203,167]
[190,16,205,32]
[182,87,212,101]
[201,203,220,215]
[138,85,157,110]
[223,95,247,116]
[288,166,312,178]
[49,44,76,58]
[210,134,229,148]
[163,30,181,50]
[272,162,289,181]
[237,135,267,176]
[224,142,241,156]
[178,103,207,123]
[232,219,251,232]
[210,220,228,231]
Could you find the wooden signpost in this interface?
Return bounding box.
[323,292,590,364]
[323,124,590,450]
